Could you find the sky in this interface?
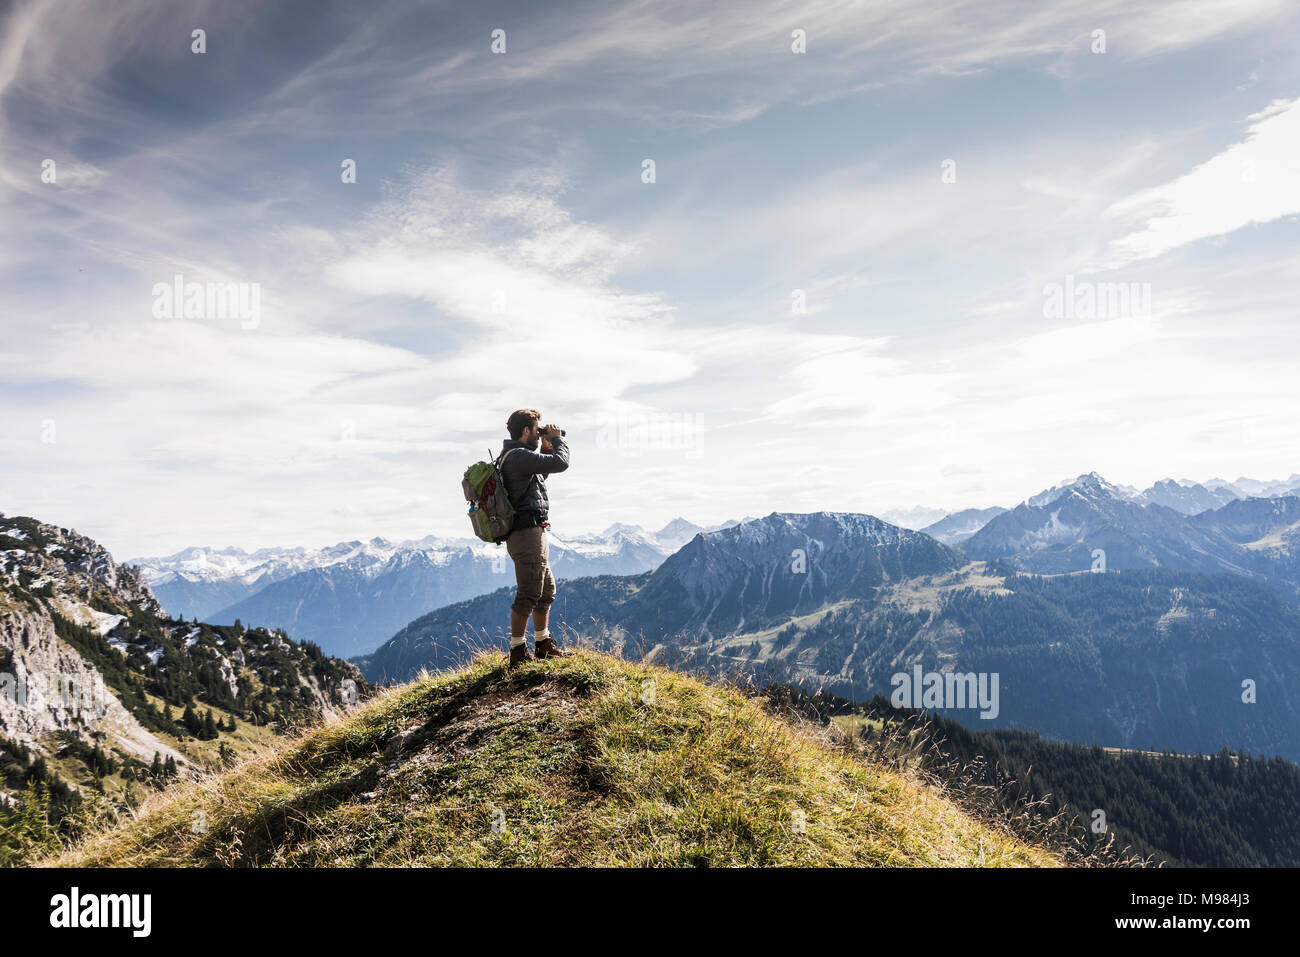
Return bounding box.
[1,0,1299,558]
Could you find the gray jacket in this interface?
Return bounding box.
[498,434,569,531]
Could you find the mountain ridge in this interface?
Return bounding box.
[358,510,966,682]
[130,517,738,656]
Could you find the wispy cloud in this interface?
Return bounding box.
[1106,97,1300,264]
[2,0,1299,555]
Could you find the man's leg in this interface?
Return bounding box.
[512,609,530,643]
[506,528,544,668]
[532,529,555,637]
[533,533,567,658]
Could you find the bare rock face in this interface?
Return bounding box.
[0,606,185,765]
[1,515,187,765]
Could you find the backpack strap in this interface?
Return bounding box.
[495,447,527,505]
[496,447,524,471]
[496,445,543,515]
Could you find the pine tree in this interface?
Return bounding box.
[182,702,199,736]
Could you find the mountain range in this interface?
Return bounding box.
[110,467,1300,765]
[131,518,749,658]
[357,490,1300,763]
[131,473,1300,661]
[909,473,1300,532]
[962,472,1300,599]
[9,468,1300,866]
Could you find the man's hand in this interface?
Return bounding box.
[542,423,562,438]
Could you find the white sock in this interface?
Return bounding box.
[510,635,526,648]
[535,629,550,642]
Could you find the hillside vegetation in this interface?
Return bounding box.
[46,650,1067,867]
[808,689,1300,868]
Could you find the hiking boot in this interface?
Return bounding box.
[534,636,570,660]
[508,643,535,671]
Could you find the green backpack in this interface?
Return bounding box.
[463,448,524,544]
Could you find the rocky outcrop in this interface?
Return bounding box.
[0,605,185,764]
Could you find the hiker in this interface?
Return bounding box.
[498,408,571,670]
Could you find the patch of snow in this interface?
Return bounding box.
[87,610,125,636]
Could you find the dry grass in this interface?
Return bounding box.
[44,648,1071,868]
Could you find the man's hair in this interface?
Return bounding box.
[507,408,542,440]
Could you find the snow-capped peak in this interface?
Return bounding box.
[1024,472,1141,508]
[599,522,646,539]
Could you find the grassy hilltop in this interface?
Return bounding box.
[46,649,1068,867]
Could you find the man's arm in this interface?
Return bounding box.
[511,434,569,476]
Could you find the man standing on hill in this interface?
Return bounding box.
[499,408,571,670]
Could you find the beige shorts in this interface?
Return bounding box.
[506,524,556,616]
